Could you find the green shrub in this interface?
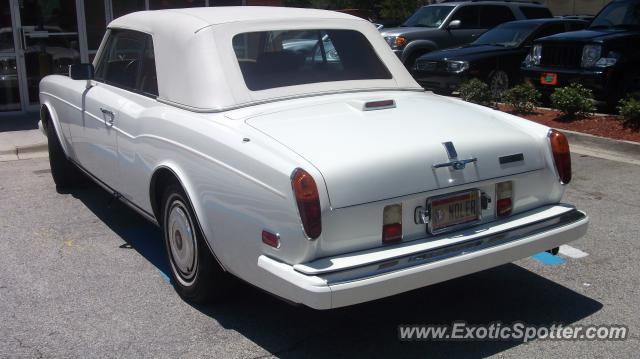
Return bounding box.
[550,83,596,119]
[458,78,492,107]
[502,83,541,114]
[617,94,640,127]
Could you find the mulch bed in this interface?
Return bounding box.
[498,105,640,143]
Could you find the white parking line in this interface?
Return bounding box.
[559,245,589,259]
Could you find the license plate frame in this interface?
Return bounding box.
[540,73,558,85]
[427,189,482,235]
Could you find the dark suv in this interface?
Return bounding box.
[380,0,552,69]
[522,0,640,107]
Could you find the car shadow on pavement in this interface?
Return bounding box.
[70,182,603,358]
[68,183,169,281]
[196,266,603,358]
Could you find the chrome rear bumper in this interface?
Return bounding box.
[258,204,588,310]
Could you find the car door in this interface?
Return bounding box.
[114,33,160,206]
[445,6,483,48]
[71,29,147,190]
[477,5,517,41]
[448,4,517,49]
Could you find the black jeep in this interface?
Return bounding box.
[522,0,640,107]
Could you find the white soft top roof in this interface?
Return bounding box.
[106,7,422,112]
[111,7,359,33]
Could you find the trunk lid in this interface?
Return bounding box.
[245,92,546,209]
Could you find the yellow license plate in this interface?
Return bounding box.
[429,190,481,233]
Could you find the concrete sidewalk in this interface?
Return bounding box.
[0,128,48,162]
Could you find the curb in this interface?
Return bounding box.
[0,142,47,158]
[16,142,48,155]
[559,129,640,159]
[534,107,613,118]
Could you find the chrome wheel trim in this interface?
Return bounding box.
[167,200,198,286]
[490,71,509,97]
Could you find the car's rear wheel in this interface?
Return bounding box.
[45,117,85,191]
[489,70,509,99]
[162,184,229,303]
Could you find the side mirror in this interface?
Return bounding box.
[69,63,94,80]
[447,20,461,30]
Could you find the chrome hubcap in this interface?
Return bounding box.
[491,71,509,97]
[167,201,197,284]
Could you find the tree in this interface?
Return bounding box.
[379,0,427,20]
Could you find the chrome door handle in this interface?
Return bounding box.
[100,108,115,126]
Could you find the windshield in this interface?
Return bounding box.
[232,29,391,91]
[590,1,640,28]
[473,22,536,47]
[402,6,454,28]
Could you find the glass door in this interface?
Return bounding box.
[0,0,20,112]
[16,0,80,107]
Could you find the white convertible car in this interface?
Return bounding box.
[39,7,588,309]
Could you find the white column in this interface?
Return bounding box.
[9,0,29,111]
[76,0,90,63]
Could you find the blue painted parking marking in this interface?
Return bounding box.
[531,252,566,266]
[119,226,173,284]
[157,269,171,284]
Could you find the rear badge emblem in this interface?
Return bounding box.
[432,141,478,170]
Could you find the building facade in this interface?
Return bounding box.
[0,0,281,114]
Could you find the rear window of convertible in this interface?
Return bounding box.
[232,29,392,91]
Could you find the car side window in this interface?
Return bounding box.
[567,22,588,32]
[139,37,158,97]
[479,6,516,28]
[94,29,158,97]
[450,6,480,29]
[519,6,553,19]
[532,24,566,40]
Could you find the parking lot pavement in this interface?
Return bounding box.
[0,155,638,358]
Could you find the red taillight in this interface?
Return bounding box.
[497,198,512,217]
[549,129,572,184]
[382,204,402,244]
[262,230,280,248]
[382,223,402,244]
[496,181,513,217]
[291,168,322,239]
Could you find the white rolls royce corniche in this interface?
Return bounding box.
[39,7,588,310]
